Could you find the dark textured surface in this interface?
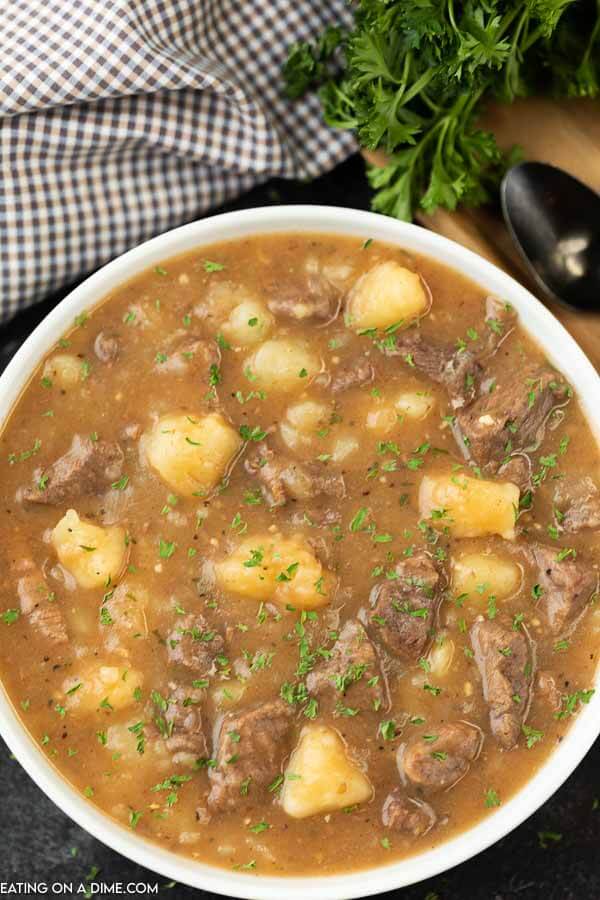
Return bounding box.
[1,154,598,898]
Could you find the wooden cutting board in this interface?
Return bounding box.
[368,97,600,369]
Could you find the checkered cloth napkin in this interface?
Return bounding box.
[0,0,357,324]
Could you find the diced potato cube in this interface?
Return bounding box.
[215,534,330,609]
[395,391,434,420]
[346,261,429,331]
[221,299,273,347]
[419,473,519,540]
[246,340,320,392]
[105,721,169,768]
[279,422,303,453]
[321,261,355,285]
[62,662,143,713]
[366,405,398,434]
[43,354,83,389]
[305,255,355,286]
[51,509,127,589]
[452,551,521,602]
[286,400,331,434]
[331,433,359,462]
[280,400,331,452]
[364,389,434,433]
[200,283,257,322]
[145,412,241,496]
[282,725,372,818]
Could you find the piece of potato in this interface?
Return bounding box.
[145,412,241,496]
[331,433,359,462]
[419,473,519,540]
[105,721,169,769]
[305,255,355,287]
[364,390,434,433]
[452,551,521,603]
[215,534,330,609]
[427,633,455,678]
[286,400,331,433]
[203,282,258,318]
[282,725,372,818]
[279,422,303,453]
[43,353,83,389]
[62,662,143,714]
[221,299,274,347]
[51,509,127,589]
[395,391,434,420]
[245,339,320,392]
[366,405,398,434]
[280,400,331,452]
[346,261,429,331]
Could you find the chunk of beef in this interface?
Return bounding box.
[391,333,482,410]
[306,619,385,709]
[382,789,437,836]
[497,453,532,490]
[267,273,341,323]
[166,613,224,674]
[386,297,516,412]
[529,544,597,635]
[470,618,532,749]
[402,722,481,790]
[15,560,67,644]
[101,582,147,652]
[157,335,220,377]
[22,434,123,505]
[306,534,337,567]
[245,442,345,508]
[553,476,600,533]
[208,699,293,812]
[290,507,342,529]
[93,331,119,364]
[456,366,569,472]
[162,683,208,761]
[482,296,518,354]
[330,358,375,393]
[367,551,443,661]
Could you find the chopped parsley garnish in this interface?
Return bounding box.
[484,788,501,808]
[243,548,264,568]
[522,724,544,749]
[1,609,20,625]
[555,688,595,720]
[379,720,397,740]
[158,539,176,559]
[239,424,267,442]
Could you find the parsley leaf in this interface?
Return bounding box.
[283,2,599,221]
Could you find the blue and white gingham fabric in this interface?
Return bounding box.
[0,0,356,324]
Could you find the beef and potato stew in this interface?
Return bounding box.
[1,234,599,876]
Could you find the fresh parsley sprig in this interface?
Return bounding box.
[284,1,600,220]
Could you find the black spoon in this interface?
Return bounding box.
[500,162,600,312]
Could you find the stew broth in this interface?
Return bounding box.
[0,234,598,876]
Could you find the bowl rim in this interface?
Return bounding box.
[0,204,599,900]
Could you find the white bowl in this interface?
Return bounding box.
[0,205,598,899]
